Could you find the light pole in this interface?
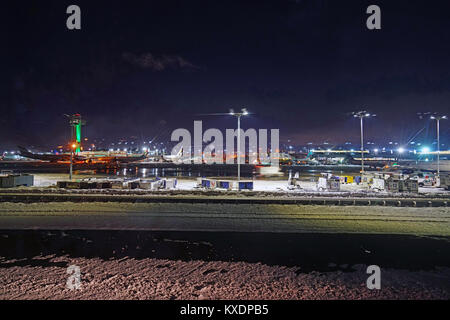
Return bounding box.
[69,142,76,180]
[229,108,249,182]
[352,111,374,173]
[430,114,447,183]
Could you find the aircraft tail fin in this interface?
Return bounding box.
[17,146,30,155]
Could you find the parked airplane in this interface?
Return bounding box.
[18,146,148,164]
[162,147,184,162]
[17,146,87,162]
[161,147,203,163]
[82,150,148,164]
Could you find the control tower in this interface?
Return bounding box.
[67,114,85,153]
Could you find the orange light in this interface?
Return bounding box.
[71,144,76,149]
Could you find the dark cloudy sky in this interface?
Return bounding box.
[4,0,450,149]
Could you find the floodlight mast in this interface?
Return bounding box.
[352,111,375,173]
[229,108,249,182]
[430,114,447,183]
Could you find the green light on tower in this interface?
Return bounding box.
[67,114,85,153]
[75,123,81,152]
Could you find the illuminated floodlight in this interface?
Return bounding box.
[351,110,375,172]
[429,114,447,179]
[228,108,249,181]
[421,147,430,154]
[397,147,405,153]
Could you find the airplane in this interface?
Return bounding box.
[87,151,148,164]
[17,146,87,162]
[18,146,148,164]
[348,156,395,169]
[162,147,183,162]
[161,147,202,163]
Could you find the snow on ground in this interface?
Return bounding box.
[21,173,450,196]
[32,173,106,187]
[1,256,448,300]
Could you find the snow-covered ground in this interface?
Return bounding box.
[1,256,448,300]
[26,173,450,196]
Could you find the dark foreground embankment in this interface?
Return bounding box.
[1,230,449,300]
[1,230,449,272]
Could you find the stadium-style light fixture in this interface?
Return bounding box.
[352,111,375,173]
[421,146,430,154]
[229,108,250,182]
[430,114,447,181]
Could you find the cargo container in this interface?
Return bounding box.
[237,180,253,190]
[216,180,233,190]
[441,174,450,190]
[317,176,340,191]
[371,178,385,191]
[0,173,34,188]
[385,177,400,192]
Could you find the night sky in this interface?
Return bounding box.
[4,0,450,150]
